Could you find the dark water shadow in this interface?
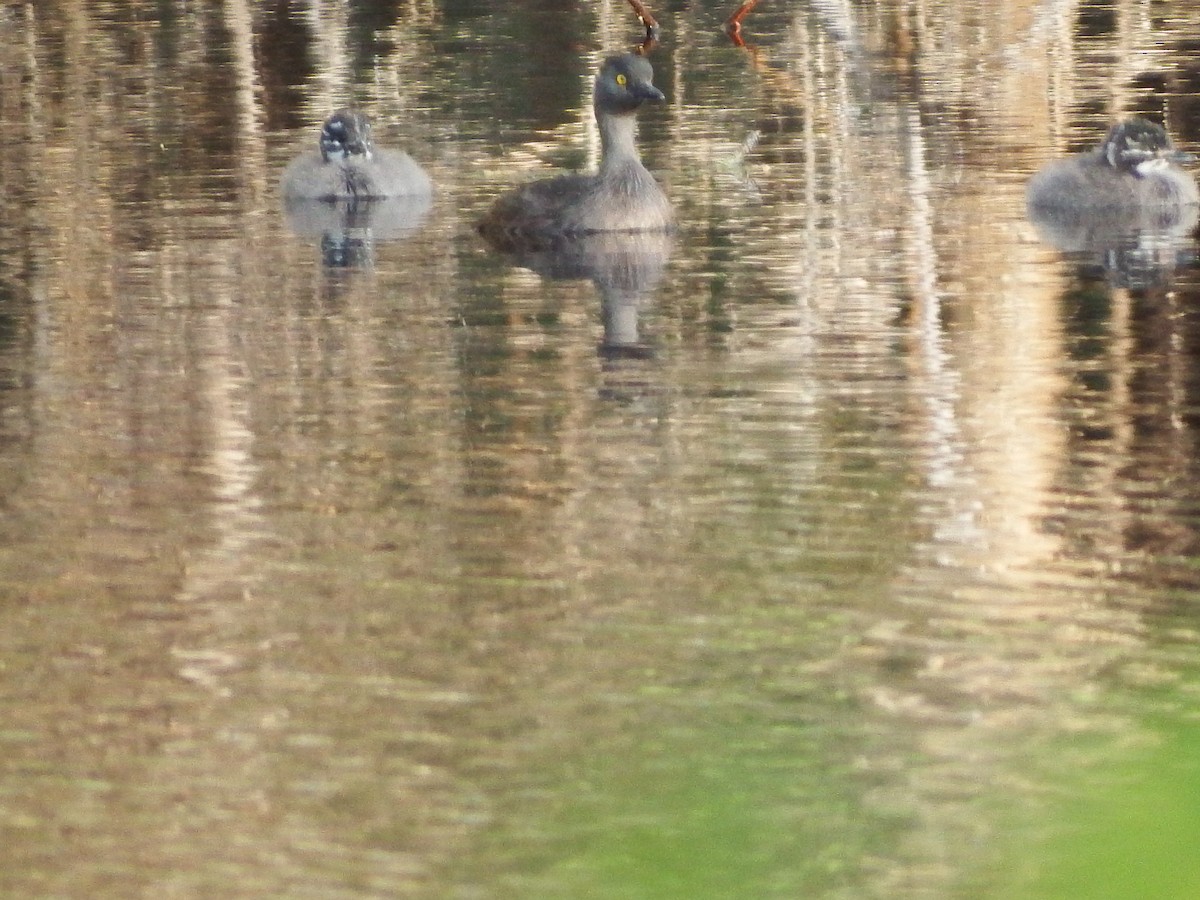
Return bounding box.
[484,232,671,347]
[1028,203,1199,289]
[284,195,433,270]
[483,230,673,399]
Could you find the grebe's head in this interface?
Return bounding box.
[319,110,373,162]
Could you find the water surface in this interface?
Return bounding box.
[3,1,1200,897]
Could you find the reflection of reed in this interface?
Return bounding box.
[225,0,267,206]
[173,0,272,614]
[300,0,352,112]
[903,108,983,555]
[696,1,1177,891]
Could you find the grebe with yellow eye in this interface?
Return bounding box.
[479,54,673,248]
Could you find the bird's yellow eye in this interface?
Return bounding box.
[615,73,627,87]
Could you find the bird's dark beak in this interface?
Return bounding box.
[634,83,665,103]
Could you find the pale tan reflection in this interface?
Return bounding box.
[226,0,268,207]
[805,8,1066,568]
[298,0,351,113]
[171,317,265,618]
[170,2,272,619]
[370,1,439,105]
[665,0,1070,562]
[902,108,989,557]
[904,112,1067,578]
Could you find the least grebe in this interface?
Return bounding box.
[1026,118,1199,214]
[281,109,432,201]
[478,54,673,247]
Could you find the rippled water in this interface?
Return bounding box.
[3,1,1200,897]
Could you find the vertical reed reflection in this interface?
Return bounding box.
[2,2,1200,897]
